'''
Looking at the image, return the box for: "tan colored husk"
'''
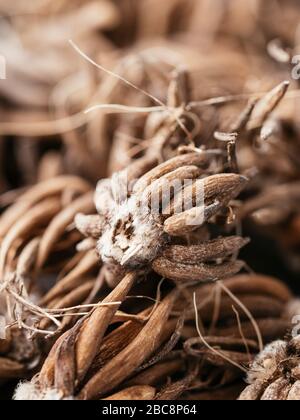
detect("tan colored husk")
[0,176,91,240]
[0,198,62,276]
[192,274,293,305]
[160,237,249,264]
[133,152,213,193]
[39,280,95,331]
[82,150,248,288]
[152,258,245,283]
[40,250,99,305]
[78,291,176,400]
[103,385,156,400]
[15,285,177,400]
[36,192,95,268]
[127,359,185,387]
[76,271,138,382]
[246,81,290,131]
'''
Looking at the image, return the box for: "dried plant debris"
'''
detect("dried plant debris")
[177,274,295,394]
[239,336,300,400]
[11,273,295,400]
[1,0,300,402]
[76,152,248,288]
[14,282,177,400]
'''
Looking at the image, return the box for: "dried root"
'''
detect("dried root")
[14,279,177,400]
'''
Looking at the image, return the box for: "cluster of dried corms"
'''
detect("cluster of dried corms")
[1,0,300,401]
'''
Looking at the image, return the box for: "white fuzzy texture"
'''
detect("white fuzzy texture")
[247,340,287,384]
[14,382,73,400]
[98,195,166,268]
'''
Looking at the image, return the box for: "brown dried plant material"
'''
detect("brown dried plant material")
[152,258,244,283]
[163,173,247,236]
[23,2,119,47]
[76,152,247,288]
[172,274,295,396]
[37,152,64,183]
[133,152,212,193]
[75,214,105,240]
[0,336,11,354]
[0,176,91,240]
[40,250,99,306]
[103,67,195,178]
[78,291,176,400]
[21,273,291,401]
[0,177,93,317]
[241,181,300,267]
[36,271,138,392]
[184,336,258,369]
[88,309,152,374]
[65,47,196,181]
[239,336,300,400]
[12,127,250,398]
[14,282,177,400]
[0,198,62,277]
[36,192,95,268]
[103,385,156,400]
[154,366,198,401]
[246,81,290,131]
[38,280,95,332]
[241,182,300,218]
[185,383,245,401]
[118,232,242,285]
[76,272,138,382]
[1,0,300,402]
[160,237,249,265]
[181,274,293,328]
[127,358,185,388]
[0,357,24,379]
[0,0,122,189]
[0,185,99,383]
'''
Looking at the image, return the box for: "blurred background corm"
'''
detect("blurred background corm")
[0,0,300,288]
